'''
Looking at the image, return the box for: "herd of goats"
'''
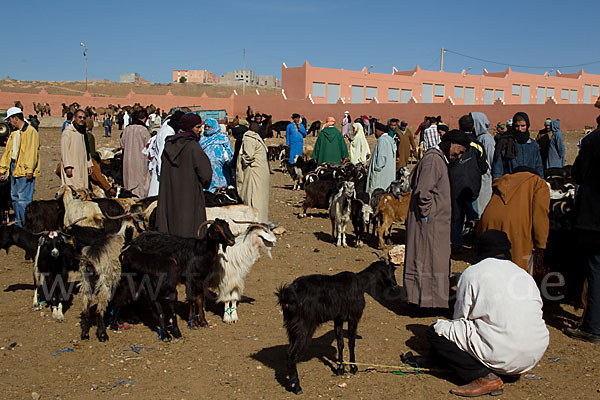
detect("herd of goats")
[12,100,162,120]
[0,109,588,394]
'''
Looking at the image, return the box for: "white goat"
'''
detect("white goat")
[329,181,355,247]
[209,224,276,323]
[206,204,260,236]
[57,185,104,228]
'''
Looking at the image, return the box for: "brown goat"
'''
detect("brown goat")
[375,192,411,249]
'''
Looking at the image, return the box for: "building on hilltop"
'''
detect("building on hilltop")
[281,61,600,105]
[172,69,218,84]
[219,69,279,87]
[120,73,141,83]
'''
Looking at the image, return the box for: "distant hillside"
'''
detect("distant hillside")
[0,79,281,98]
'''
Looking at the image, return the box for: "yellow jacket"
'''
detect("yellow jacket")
[0,123,41,177]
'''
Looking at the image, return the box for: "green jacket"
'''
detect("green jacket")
[311,126,349,164]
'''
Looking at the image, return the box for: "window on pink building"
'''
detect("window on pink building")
[561,89,569,100]
[401,89,412,103]
[366,86,377,100]
[512,84,520,96]
[434,84,444,97]
[312,82,325,98]
[352,85,364,104]
[388,88,399,102]
[547,88,554,98]
[454,86,463,99]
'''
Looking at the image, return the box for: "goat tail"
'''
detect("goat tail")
[275,284,297,313]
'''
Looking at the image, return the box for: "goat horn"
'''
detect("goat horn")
[65,216,88,228]
[232,219,267,227]
[105,211,142,220]
[560,201,567,214]
[196,219,215,236]
[6,220,22,226]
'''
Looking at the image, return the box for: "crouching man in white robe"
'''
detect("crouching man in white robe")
[428,229,549,397]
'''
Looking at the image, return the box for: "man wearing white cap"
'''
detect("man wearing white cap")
[0,107,40,226]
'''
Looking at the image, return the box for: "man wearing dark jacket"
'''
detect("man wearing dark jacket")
[449,116,488,250]
[156,113,213,238]
[566,122,600,343]
[492,112,543,179]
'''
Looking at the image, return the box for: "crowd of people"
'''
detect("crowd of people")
[1,103,599,397]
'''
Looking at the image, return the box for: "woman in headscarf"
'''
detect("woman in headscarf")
[349,121,370,164]
[145,111,184,196]
[341,112,351,139]
[199,118,234,192]
[492,112,543,179]
[156,113,213,238]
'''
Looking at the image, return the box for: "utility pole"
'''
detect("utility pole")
[80,42,88,91]
[440,48,446,72]
[242,48,246,95]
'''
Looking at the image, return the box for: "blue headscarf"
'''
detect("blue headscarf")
[203,118,221,136]
[199,118,234,191]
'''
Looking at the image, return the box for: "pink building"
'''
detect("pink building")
[172,69,218,84]
[282,61,600,106]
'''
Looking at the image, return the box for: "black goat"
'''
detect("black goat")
[0,179,11,224]
[270,120,290,138]
[350,192,372,247]
[204,187,241,207]
[268,144,288,161]
[24,199,65,233]
[276,260,399,394]
[281,156,318,190]
[113,219,235,341]
[0,222,40,260]
[33,231,78,320]
[100,154,123,187]
[307,120,321,136]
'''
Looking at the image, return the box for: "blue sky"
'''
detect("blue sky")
[3,0,599,82]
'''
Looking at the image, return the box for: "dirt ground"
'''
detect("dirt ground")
[0,79,281,98]
[0,126,598,400]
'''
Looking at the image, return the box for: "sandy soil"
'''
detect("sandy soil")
[0,127,598,399]
[0,80,280,98]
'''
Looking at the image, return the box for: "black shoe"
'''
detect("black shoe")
[565,327,600,344]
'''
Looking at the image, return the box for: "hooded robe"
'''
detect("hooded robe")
[365,134,396,195]
[349,122,370,164]
[312,126,349,165]
[156,135,213,238]
[479,172,550,271]
[472,112,495,215]
[546,119,565,169]
[236,130,270,223]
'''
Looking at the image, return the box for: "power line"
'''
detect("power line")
[445,49,600,70]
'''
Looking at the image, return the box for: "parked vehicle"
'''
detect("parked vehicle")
[169,106,227,124]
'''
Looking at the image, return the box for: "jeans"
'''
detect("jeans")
[581,253,600,335]
[427,325,492,383]
[9,161,35,226]
[104,127,111,137]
